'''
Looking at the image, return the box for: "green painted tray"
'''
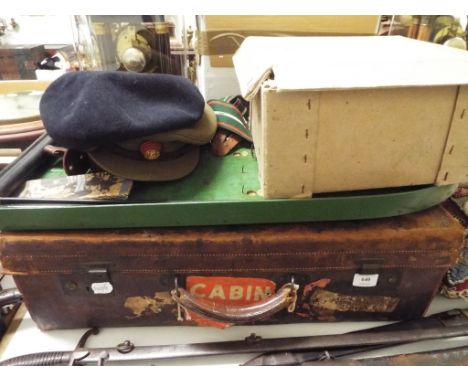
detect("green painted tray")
[0,147,457,231]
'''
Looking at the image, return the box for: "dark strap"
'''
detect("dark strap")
[208,98,252,142]
[208,96,252,156]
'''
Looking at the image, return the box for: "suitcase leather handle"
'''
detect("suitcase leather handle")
[171,282,298,324]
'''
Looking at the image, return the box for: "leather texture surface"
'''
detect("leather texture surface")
[0,206,464,330]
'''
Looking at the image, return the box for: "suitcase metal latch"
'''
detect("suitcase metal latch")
[61,267,113,295]
[87,268,113,295]
[353,259,384,288]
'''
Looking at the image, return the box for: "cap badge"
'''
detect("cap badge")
[140,141,162,160]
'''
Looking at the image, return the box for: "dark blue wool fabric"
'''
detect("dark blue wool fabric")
[40,71,205,151]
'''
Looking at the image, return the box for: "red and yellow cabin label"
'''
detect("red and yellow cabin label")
[185,276,277,328]
[186,276,276,305]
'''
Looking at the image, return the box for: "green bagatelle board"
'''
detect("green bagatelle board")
[0,147,458,231]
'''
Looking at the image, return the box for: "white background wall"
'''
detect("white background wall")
[0,15,74,46]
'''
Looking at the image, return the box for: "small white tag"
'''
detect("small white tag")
[91,282,113,294]
[352,273,379,287]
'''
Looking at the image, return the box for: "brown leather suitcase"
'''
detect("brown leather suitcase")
[0,205,464,330]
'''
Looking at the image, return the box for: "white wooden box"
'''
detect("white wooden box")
[233,36,468,198]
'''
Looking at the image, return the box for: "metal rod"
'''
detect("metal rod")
[2,310,468,366]
[242,343,405,366]
[77,324,468,365]
[242,308,468,365]
[304,345,468,366]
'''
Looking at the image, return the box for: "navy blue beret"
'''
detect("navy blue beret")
[40,71,206,151]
